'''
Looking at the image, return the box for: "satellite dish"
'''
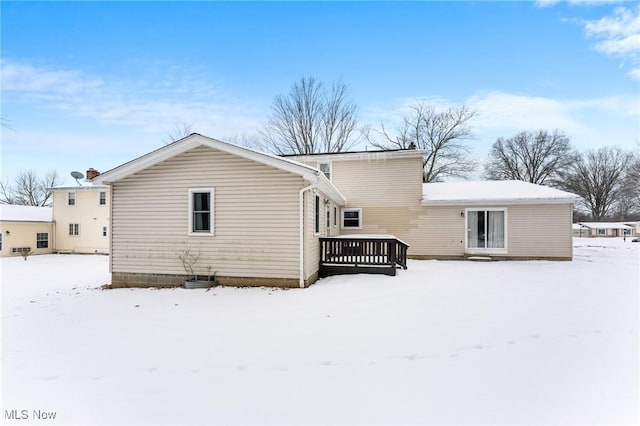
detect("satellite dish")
[71,171,84,186]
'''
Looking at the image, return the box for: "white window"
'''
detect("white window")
[597,229,606,236]
[314,195,320,235]
[102,226,108,237]
[189,189,214,235]
[99,191,107,205]
[36,232,49,249]
[12,247,31,254]
[466,209,507,251]
[333,207,337,227]
[69,223,80,236]
[0,233,3,251]
[318,162,331,180]
[342,208,362,229]
[67,191,76,206]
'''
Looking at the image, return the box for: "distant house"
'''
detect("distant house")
[49,175,110,254]
[93,133,579,289]
[578,222,635,237]
[0,205,53,257]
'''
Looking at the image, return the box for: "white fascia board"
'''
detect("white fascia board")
[48,185,110,191]
[288,149,429,162]
[315,173,347,206]
[421,197,577,206]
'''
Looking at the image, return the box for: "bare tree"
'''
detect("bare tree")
[261,76,359,155]
[223,133,262,151]
[484,130,577,185]
[364,102,477,182]
[0,170,62,206]
[163,122,193,145]
[560,146,635,220]
[614,153,640,219]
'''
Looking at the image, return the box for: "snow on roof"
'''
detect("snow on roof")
[422,180,579,206]
[572,223,588,230]
[0,204,53,222]
[579,222,634,230]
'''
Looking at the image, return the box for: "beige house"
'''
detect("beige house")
[0,205,54,257]
[290,153,577,261]
[49,184,110,254]
[94,134,578,288]
[578,222,635,238]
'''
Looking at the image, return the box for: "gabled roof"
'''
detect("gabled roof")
[422,180,579,206]
[92,133,346,205]
[0,204,53,223]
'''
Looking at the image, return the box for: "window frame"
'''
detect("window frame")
[597,229,606,236]
[69,223,80,237]
[102,226,108,237]
[314,195,320,235]
[188,188,215,236]
[318,161,332,181]
[0,233,3,251]
[36,232,49,249]
[67,191,76,206]
[341,208,363,230]
[465,207,508,254]
[98,191,107,206]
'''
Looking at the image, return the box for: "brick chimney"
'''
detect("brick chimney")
[86,168,100,181]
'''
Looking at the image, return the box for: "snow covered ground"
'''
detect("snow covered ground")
[2,238,638,425]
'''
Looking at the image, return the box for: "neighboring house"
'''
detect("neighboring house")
[623,221,640,236]
[94,133,579,289]
[49,181,110,254]
[578,222,635,237]
[0,205,53,257]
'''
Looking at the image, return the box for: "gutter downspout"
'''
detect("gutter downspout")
[299,183,316,288]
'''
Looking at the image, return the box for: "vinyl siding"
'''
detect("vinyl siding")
[111,145,305,280]
[302,157,423,207]
[507,204,573,258]
[303,190,333,281]
[52,188,110,254]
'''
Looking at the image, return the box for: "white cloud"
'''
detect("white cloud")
[628,67,640,79]
[536,0,631,7]
[361,91,639,155]
[0,59,264,135]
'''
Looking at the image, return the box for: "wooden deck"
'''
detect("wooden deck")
[319,235,409,277]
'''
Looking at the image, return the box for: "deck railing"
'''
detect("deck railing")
[319,236,409,277]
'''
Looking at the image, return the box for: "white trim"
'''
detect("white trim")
[287,149,428,163]
[299,184,315,288]
[318,161,332,181]
[313,194,321,236]
[98,190,107,206]
[464,207,508,255]
[67,191,76,206]
[341,208,363,230]
[423,198,574,206]
[188,188,215,236]
[68,223,80,237]
[35,232,49,249]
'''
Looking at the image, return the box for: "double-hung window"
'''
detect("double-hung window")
[466,209,507,251]
[189,189,214,235]
[342,208,362,229]
[99,191,107,205]
[67,191,76,206]
[318,162,331,180]
[36,232,49,249]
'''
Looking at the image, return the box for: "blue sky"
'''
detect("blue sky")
[2,1,638,184]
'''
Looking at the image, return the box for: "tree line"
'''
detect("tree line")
[3,77,638,221]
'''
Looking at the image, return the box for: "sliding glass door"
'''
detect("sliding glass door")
[467,209,506,251]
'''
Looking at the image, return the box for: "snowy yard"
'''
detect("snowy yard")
[2,238,638,425]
